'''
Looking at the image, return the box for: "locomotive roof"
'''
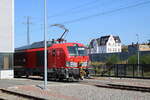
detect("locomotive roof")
[15,41,53,51]
[15,41,84,52]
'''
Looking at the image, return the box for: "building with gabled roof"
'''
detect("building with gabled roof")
[89,35,122,54]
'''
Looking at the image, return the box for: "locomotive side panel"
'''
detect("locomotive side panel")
[48,48,56,68]
[36,51,44,68]
[14,52,26,67]
[48,48,66,68]
[14,52,27,77]
[26,51,36,68]
[55,48,66,68]
[57,48,66,68]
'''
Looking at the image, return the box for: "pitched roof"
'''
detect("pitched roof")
[98,35,110,45]
[113,36,121,43]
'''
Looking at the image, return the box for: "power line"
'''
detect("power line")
[49,0,121,18]
[57,0,150,24]
[49,0,99,18]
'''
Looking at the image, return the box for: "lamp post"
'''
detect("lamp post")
[136,34,140,77]
[44,0,47,89]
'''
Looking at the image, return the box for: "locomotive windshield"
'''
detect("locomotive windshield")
[67,46,87,56]
[78,47,87,56]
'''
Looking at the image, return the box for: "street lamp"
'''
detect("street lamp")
[44,0,48,89]
[136,34,140,77]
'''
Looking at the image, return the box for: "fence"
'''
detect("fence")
[89,64,150,79]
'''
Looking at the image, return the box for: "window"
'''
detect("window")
[67,46,87,56]
[113,48,115,52]
[0,56,3,70]
[109,48,111,52]
[110,38,113,41]
[3,56,9,70]
[108,48,110,52]
[0,54,13,70]
[78,47,87,56]
[67,46,78,56]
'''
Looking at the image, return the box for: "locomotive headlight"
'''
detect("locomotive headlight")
[66,62,70,67]
[66,62,77,67]
[70,62,78,67]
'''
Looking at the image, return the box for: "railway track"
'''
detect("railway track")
[79,80,150,93]
[0,89,45,100]
[95,84,150,92]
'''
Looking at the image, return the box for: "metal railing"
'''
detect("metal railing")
[89,64,150,79]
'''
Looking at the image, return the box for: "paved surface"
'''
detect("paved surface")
[0,91,28,100]
[5,83,150,100]
[91,77,150,87]
[0,77,60,88]
[0,77,150,100]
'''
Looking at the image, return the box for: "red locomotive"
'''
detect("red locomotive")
[14,40,89,81]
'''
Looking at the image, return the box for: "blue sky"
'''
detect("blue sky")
[15,0,150,47]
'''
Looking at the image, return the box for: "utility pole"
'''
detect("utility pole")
[23,16,32,45]
[44,0,48,89]
[136,34,140,77]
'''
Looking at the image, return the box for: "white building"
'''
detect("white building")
[89,35,122,54]
[0,0,14,79]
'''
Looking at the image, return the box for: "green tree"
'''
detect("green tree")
[106,55,120,65]
[141,55,150,64]
[128,54,150,64]
[128,55,137,64]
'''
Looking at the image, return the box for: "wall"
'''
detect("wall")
[0,0,14,79]
[0,70,14,79]
[0,0,14,52]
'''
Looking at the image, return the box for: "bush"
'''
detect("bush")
[128,55,137,64]
[105,55,120,65]
[128,54,150,64]
[141,55,150,64]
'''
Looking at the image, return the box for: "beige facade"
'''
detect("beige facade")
[139,45,150,51]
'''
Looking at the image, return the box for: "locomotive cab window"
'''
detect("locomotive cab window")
[67,46,87,56]
[67,46,78,56]
[78,47,87,56]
